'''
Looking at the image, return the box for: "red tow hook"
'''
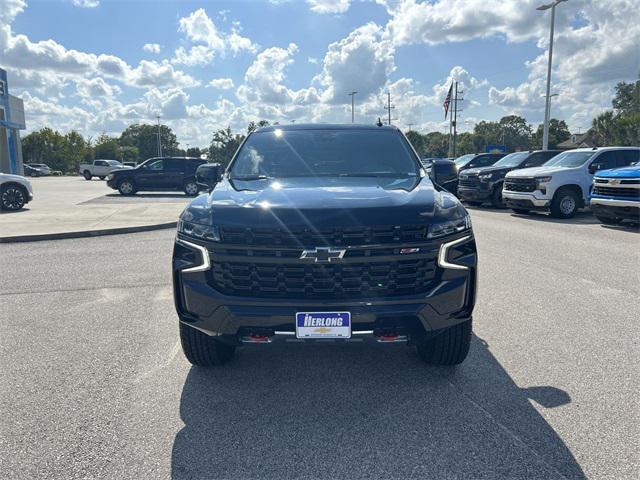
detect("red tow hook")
[375,333,408,343]
[241,333,272,343]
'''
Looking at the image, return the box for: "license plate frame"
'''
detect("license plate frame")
[295,312,351,339]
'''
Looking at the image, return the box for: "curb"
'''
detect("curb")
[0,221,177,243]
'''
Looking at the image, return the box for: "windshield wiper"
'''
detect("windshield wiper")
[229,174,271,180]
[336,173,414,178]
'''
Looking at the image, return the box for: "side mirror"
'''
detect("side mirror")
[196,163,222,191]
[588,164,599,174]
[429,161,458,189]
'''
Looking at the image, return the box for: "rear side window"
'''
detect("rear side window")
[524,152,553,168]
[620,150,640,166]
[165,159,185,172]
[590,152,618,171]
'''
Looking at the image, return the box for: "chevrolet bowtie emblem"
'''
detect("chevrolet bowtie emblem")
[314,327,332,334]
[609,179,621,185]
[300,247,346,263]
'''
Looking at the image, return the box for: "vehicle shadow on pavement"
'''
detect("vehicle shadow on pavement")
[171,335,585,479]
[0,207,30,214]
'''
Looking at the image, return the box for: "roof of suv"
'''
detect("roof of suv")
[255,123,399,133]
[567,147,640,153]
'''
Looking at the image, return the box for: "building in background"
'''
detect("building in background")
[0,68,26,175]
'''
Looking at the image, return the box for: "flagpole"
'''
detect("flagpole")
[452,81,458,158]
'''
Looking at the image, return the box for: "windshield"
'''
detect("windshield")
[107,160,123,166]
[229,129,420,179]
[544,151,595,168]
[493,152,530,167]
[454,154,475,167]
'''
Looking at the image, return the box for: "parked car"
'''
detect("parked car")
[503,147,640,218]
[172,124,477,367]
[23,165,44,177]
[78,159,132,180]
[26,163,52,175]
[123,162,137,168]
[0,173,33,211]
[107,157,207,195]
[458,150,561,208]
[451,153,505,196]
[590,164,640,225]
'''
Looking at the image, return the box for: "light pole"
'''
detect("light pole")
[156,114,163,157]
[537,0,567,150]
[348,91,357,123]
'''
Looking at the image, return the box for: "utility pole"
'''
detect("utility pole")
[451,82,464,158]
[537,0,567,150]
[384,92,395,125]
[407,123,414,131]
[156,114,163,157]
[348,91,357,123]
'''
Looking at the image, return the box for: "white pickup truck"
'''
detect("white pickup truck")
[79,159,132,180]
[503,147,640,218]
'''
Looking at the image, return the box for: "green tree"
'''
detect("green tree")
[591,111,617,146]
[186,147,203,158]
[21,128,67,171]
[499,115,532,152]
[424,132,450,157]
[405,130,425,155]
[247,120,270,133]
[532,119,571,149]
[94,134,120,160]
[119,123,180,161]
[612,78,640,116]
[119,146,139,163]
[209,127,245,166]
[61,131,90,172]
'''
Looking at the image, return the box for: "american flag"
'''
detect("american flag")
[443,82,453,119]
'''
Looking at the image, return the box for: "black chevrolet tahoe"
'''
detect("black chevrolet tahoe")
[172,125,477,367]
[458,150,561,207]
[106,156,206,195]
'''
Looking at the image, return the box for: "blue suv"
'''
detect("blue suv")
[590,164,640,225]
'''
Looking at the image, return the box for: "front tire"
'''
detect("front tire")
[490,185,505,208]
[551,188,580,218]
[416,319,472,365]
[1,185,27,211]
[184,180,199,196]
[117,179,136,196]
[595,215,622,225]
[179,322,236,367]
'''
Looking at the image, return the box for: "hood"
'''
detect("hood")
[595,165,640,179]
[506,166,576,178]
[0,173,30,184]
[181,176,467,228]
[461,165,512,177]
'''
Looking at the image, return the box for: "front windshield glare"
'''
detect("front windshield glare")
[107,160,122,166]
[494,152,530,167]
[544,151,595,168]
[454,154,475,166]
[230,129,419,178]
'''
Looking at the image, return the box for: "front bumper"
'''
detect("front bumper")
[503,191,551,210]
[591,197,639,221]
[106,179,118,190]
[172,234,477,345]
[458,186,492,202]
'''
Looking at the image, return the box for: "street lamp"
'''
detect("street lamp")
[537,0,567,150]
[348,91,357,123]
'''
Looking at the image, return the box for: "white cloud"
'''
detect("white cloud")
[75,77,121,99]
[143,43,161,54]
[71,0,100,8]
[178,8,225,51]
[385,0,556,46]
[208,78,235,90]
[172,9,257,65]
[308,57,319,64]
[316,23,395,104]
[307,0,351,14]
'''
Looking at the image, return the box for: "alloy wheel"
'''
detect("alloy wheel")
[2,187,25,210]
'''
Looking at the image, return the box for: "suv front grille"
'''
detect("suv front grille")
[504,178,536,192]
[210,257,437,299]
[592,186,640,198]
[459,176,479,188]
[219,225,428,247]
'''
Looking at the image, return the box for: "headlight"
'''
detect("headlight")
[535,176,552,188]
[428,214,472,239]
[177,219,220,242]
[478,173,493,181]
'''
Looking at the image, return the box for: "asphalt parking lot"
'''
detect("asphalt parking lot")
[1,208,638,479]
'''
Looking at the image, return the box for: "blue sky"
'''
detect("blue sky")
[1,0,638,147]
